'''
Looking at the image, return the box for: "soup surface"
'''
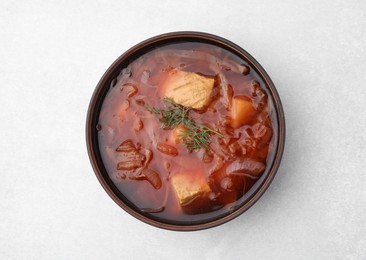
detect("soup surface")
[97,42,278,224]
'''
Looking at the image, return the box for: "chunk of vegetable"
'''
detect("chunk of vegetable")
[168,124,187,144]
[229,96,256,128]
[130,168,162,189]
[216,74,233,109]
[121,83,138,98]
[116,139,135,152]
[117,159,144,170]
[225,158,265,178]
[115,140,145,169]
[252,123,273,148]
[156,142,178,156]
[161,69,215,110]
[208,168,245,205]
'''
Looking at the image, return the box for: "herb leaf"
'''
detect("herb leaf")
[145,98,224,153]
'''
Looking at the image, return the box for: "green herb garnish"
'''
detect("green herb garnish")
[145,97,223,153]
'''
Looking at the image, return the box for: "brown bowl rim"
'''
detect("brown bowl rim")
[86,31,285,231]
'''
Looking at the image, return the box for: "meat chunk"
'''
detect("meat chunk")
[161,69,215,110]
[171,172,211,206]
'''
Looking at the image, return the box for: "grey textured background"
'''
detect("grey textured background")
[1,1,365,259]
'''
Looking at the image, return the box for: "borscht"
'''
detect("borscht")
[96,41,278,224]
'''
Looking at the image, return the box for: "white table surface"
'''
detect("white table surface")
[1,1,365,259]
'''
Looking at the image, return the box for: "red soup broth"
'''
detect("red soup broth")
[97,42,278,224]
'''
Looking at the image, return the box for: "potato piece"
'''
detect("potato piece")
[229,96,256,128]
[171,172,211,206]
[162,69,215,110]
